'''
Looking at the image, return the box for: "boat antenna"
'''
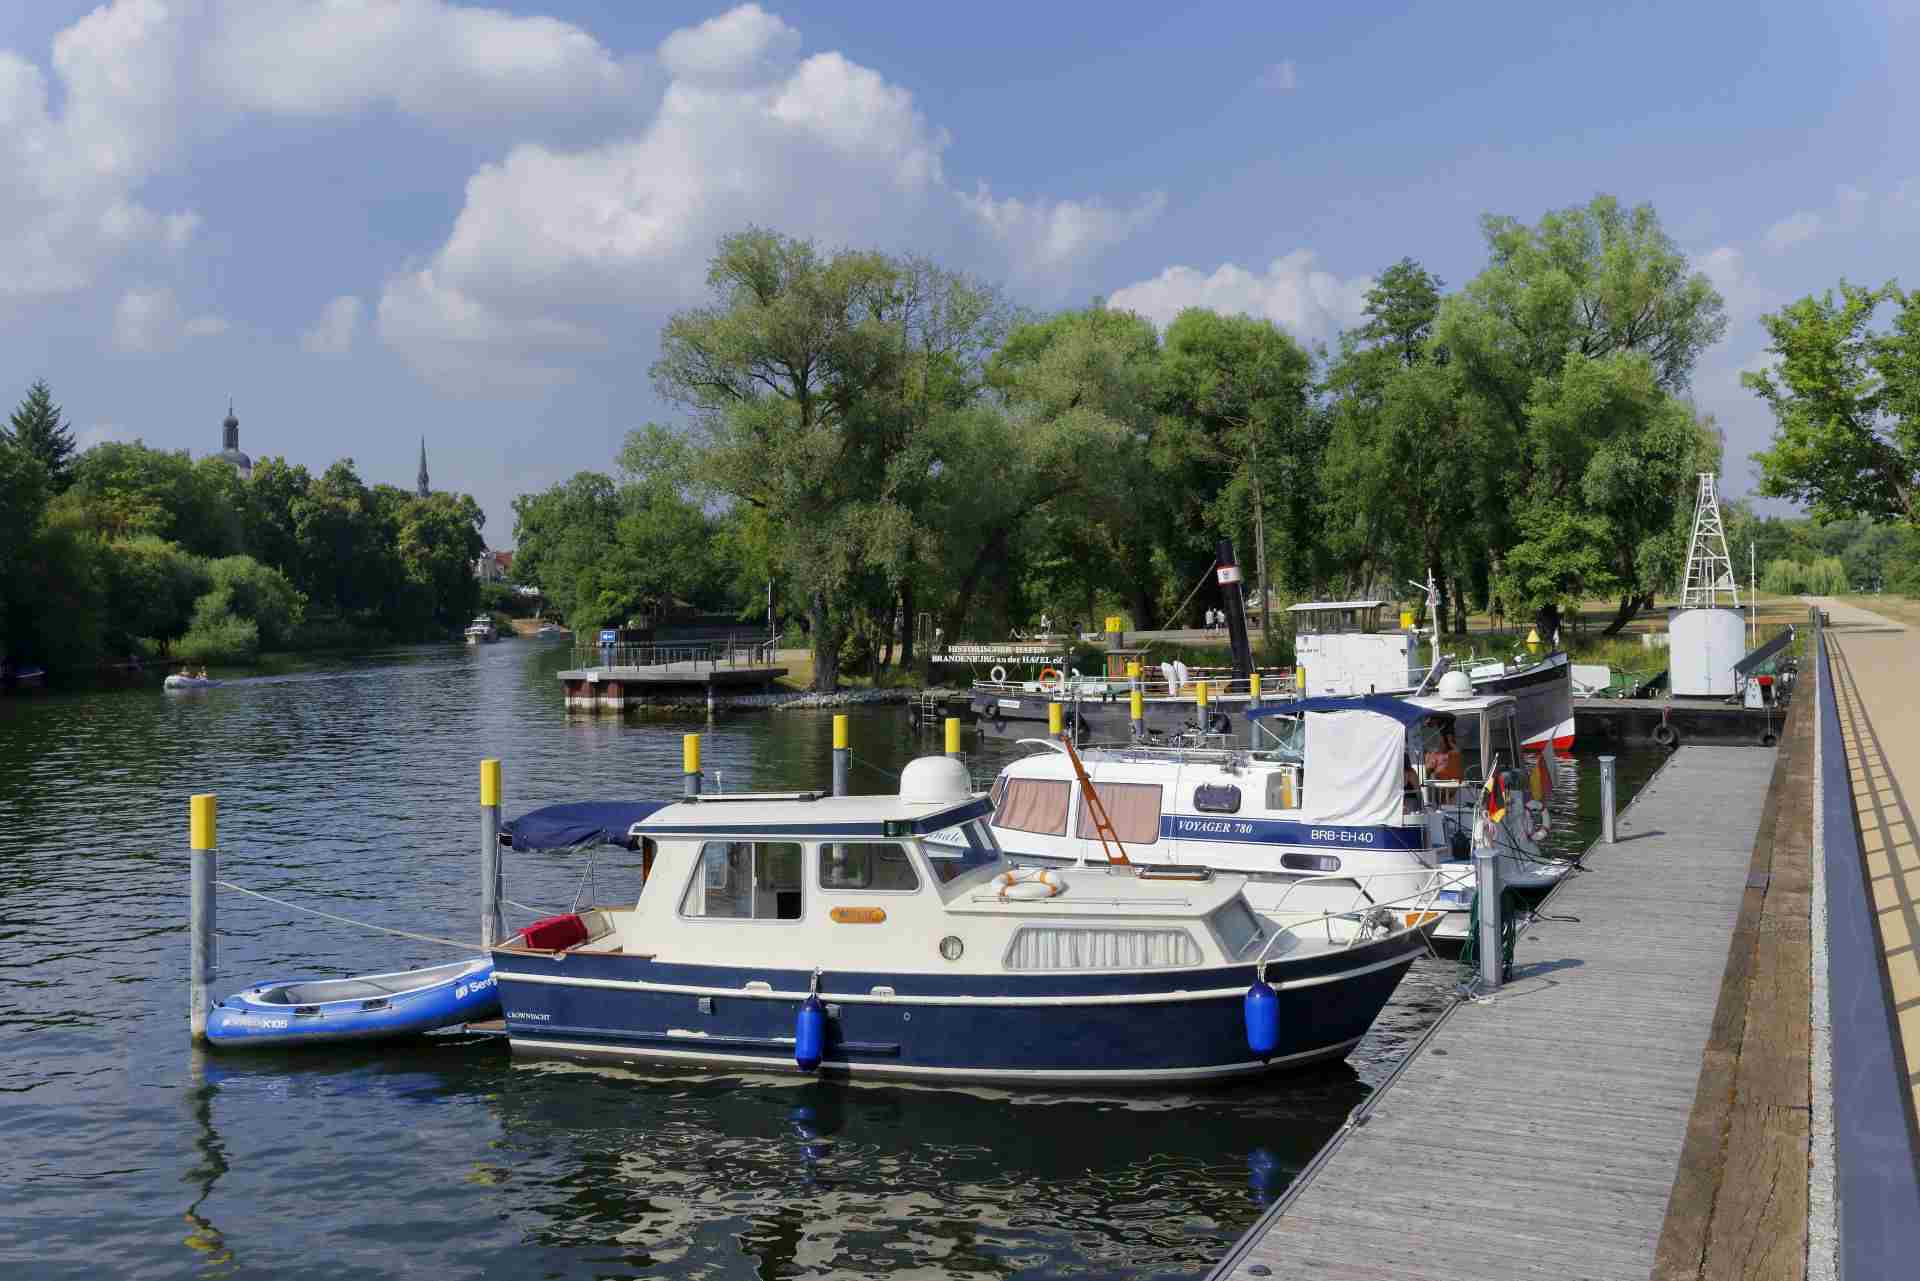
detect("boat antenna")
[1408,570,1440,675]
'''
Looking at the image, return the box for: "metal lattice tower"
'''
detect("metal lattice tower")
[1680,472,1740,607]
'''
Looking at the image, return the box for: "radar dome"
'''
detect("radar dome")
[899,755,973,805]
[1437,670,1474,699]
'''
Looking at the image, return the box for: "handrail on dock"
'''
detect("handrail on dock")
[573,632,778,671]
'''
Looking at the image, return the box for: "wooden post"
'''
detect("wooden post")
[480,759,503,948]
[832,714,850,797]
[683,733,702,798]
[189,794,216,1044]
[944,717,961,758]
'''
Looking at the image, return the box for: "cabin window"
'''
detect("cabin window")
[994,778,1071,836]
[1210,898,1267,958]
[819,842,920,892]
[680,841,805,920]
[1073,781,1163,845]
[1193,783,1241,814]
[1004,926,1201,971]
[1281,852,1340,873]
[924,821,1002,883]
[1264,766,1302,812]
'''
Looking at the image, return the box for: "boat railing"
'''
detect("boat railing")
[1252,870,1453,959]
[972,670,1300,699]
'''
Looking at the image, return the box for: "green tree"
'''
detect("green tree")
[395,493,486,632]
[511,471,621,630]
[240,457,313,582]
[1437,195,1728,637]
[205,555,305,649]
[0,439,51,652]
[5,380,77,492]
[1748,282,1919,525]
[1155,308,1318,650]
[292,461,393,615]
[652,229,929,690]
[99,536,211,650]
[65,441,240,556]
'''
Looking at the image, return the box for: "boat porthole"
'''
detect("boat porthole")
[903,1011,912,1021]
[939,935,964,961]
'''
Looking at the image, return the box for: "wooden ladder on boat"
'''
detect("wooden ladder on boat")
[1058,732,1131,865]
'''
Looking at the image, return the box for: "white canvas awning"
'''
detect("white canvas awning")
[1299,710,1406,826]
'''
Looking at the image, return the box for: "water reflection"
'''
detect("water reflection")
[0,641,1668,1279]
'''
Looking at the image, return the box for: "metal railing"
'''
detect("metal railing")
[572,633,779,672]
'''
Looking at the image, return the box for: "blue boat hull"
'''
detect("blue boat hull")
[493,932,1424,1086]
[206,958,500,1048]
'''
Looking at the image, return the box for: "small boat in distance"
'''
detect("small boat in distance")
[206,957,499,1048]
[164,672,223,691]
[490,756,1441,1086]
[464,615,498,644]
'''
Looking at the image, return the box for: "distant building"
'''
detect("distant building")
[474,549,513,582]
[212,402,252,480]
[416,437,430,498]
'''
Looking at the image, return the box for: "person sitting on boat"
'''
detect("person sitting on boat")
[1423,716,1463,782]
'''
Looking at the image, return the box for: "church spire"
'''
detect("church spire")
[416,437,430,498]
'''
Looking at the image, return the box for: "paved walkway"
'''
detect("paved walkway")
[1807,597,1920,1124]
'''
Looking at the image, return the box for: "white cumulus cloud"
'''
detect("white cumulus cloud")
[0,0,633,305]
[300,295,363,355]
[377,4,1161,390]
[1107,250,1372,343]
[112,287,227,353]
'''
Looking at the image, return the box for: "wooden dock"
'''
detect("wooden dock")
[1213,744,1780,1281]
[559,660,786,710]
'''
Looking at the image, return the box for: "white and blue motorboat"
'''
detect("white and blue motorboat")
[164,673,223,691]
[205,957,499,1047]
[956,688,1570,943]
[490,757,1440,1086]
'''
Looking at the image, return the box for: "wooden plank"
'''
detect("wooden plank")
[1218,745,1782,1281]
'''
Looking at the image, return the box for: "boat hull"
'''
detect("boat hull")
[206,958,499,1048]
[492,932,1426,1086]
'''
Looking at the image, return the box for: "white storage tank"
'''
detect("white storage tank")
[1669,607,1745,696]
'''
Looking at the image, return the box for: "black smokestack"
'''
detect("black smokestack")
[1216,538,1254,679]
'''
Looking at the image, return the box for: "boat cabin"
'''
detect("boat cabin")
[1288,601,1428,696]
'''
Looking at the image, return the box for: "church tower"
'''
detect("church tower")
[214,401,252,481]
[416,437,430,498]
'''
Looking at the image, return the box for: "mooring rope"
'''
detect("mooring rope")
[214,878,483,952]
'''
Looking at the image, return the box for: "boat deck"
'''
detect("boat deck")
[1213,744,1779,1281]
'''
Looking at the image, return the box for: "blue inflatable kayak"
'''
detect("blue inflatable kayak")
[206,957,499,1048]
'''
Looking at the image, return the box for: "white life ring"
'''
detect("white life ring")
[993,867,1065,900]
[989,665,1007,683]
[1038,667,1065,692]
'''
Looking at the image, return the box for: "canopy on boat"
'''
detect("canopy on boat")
[502,801,673,850]
[1249,695,1427,826]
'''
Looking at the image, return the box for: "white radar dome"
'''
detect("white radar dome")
[1437,670,1474,700]
[899,755,973,805]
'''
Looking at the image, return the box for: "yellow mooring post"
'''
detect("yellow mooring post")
[189,793,217,1044]
[480,759,503,949]
[832,714,850,797]
[1195,680,1210,712]
[1130,687,1144,739]
[945,717,962,758]
[1048,702,1064,737]
[684,733,702,798]
[1295,665,1307,693]
[1248,672,1263,746]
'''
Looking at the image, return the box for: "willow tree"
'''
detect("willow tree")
[1436,195,1727,638]
[652,230,1007,690]
[1154,308,1317,649]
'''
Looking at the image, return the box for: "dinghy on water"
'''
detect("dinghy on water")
[205,957,498,1047]
[164,674,223,690]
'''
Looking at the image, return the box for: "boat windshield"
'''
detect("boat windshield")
[922,818,1002,883]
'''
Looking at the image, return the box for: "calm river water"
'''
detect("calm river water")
[0,642,1664,1280]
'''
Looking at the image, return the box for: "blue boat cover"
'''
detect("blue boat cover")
[1246,694,1434,726]
[503,801,673,850]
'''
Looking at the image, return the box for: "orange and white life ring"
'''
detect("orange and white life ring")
[1038,667,1065,692]
[993,867,1065,900]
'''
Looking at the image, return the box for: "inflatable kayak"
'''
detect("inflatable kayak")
[206,957,499,1048]
[164,674,223,690]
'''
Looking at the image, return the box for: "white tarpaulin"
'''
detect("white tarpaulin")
[1299,710,1405,825]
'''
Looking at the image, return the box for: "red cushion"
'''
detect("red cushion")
[521,913,588,951]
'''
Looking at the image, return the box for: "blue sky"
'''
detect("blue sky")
[3,1,1913,543]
